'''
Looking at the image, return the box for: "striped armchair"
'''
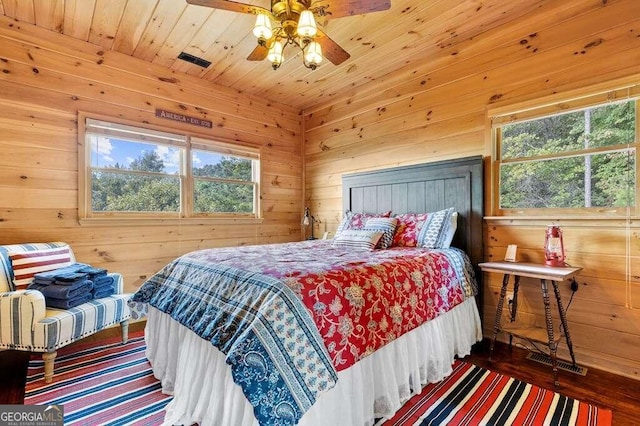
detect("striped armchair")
[0,242,131,383]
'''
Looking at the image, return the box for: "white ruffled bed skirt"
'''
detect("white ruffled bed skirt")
[145,297,483,426]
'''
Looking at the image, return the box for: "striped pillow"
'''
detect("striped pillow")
[332,229,384,251]
[9,246,73,291]
[417,207,456,249]
[363,217,398,249]
[334,210,393,239]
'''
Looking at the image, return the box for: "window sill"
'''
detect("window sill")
[79,216,264,227]
[484,215,636,220]
[484,215,639,227]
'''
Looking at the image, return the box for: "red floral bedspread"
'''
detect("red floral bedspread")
[185,239,475,371]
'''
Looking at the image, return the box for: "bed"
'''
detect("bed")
[129,155,485,426]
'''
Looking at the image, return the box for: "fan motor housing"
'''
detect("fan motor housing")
[271,0,311,20]
[281,19,298,37]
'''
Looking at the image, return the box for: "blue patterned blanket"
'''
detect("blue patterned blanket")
[129,256,338,425]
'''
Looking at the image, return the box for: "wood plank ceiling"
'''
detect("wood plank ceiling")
[0,0,549,111]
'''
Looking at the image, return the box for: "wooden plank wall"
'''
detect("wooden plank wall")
[0,16,303,292]
[303,0,640,380]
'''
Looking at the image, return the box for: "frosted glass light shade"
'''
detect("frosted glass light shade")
[267,40,284,68]
[297,10,317,38]
[253,13,272,41]
[304,41,323,68]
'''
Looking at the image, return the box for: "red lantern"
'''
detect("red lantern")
[544,225,565,267]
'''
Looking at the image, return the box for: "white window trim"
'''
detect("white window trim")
[78,112,263,225]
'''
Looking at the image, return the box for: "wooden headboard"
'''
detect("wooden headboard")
[342,155,484,296]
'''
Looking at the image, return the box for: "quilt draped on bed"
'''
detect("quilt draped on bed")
[129,240,477,426]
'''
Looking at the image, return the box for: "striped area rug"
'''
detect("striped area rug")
[384,361,612,426]
[25,334,611,426]
[24,331,171,426]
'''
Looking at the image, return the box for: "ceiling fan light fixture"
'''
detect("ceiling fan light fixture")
[188,0,392,70]
[297,10,317,39]
[252,13,273,44]
[304,41,323,70]
[267,40,285,70]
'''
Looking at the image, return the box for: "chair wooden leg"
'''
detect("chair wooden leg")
[42,351,57,384]
[121,320,129,344]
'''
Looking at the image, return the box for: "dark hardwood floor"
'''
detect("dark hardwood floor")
[1,329,638,425]
[0,346,30,404]
[466,340,640,426]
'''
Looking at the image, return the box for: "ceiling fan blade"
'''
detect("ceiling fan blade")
[186,0,268,15]
[314,0,391,19]
[247,44,269,61]
[315,30,350,65]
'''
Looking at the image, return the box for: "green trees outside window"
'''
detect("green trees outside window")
[192,153,255,214]
[92,151,181,213]
[85,118,259,217]
[497,99,637,210]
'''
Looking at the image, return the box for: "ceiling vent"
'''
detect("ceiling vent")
[177,52,211,68]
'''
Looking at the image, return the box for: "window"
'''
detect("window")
[191,138,258,215]
[492,92,639,215]
[80,117,260,220]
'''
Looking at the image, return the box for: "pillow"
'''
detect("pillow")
[334,210,392,239]
[392,213,429,247]
[417,207,456,249]
[441,211,458,248]
[332,229,384,251]
[334,211,354,238]
[9,246,73,291]
[363,217,398,249]
[392,208,456,248]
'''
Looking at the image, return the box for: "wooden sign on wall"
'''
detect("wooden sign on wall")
[155,108,212,128]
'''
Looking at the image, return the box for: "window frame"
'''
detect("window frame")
[489,85,640,217]
[78,113,262,224]
[189,138,261,217]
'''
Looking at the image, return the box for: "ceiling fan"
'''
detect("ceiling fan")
[185,0,391,70]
